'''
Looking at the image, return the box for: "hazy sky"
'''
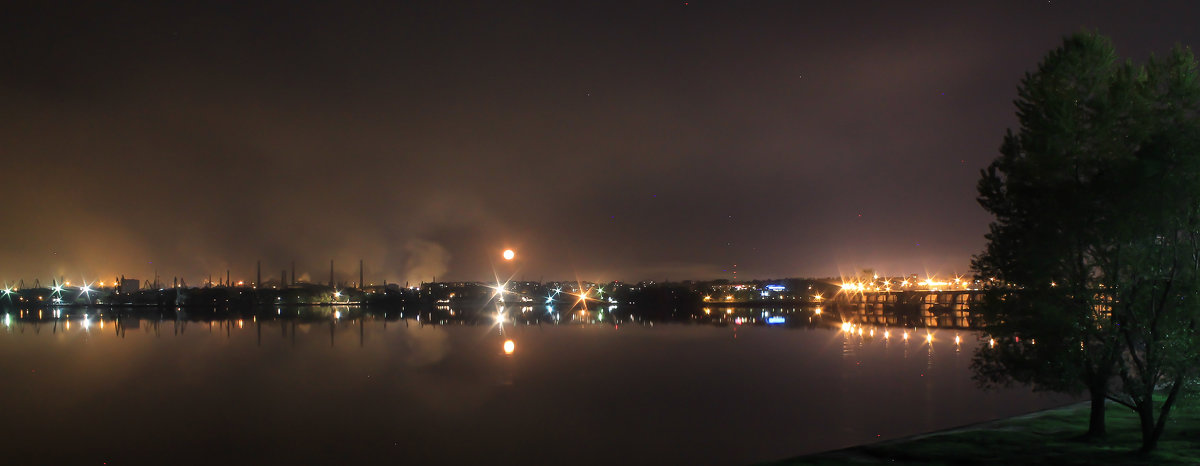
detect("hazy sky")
[3,1,1200,284]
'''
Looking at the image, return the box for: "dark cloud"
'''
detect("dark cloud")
[3,1,1200,284]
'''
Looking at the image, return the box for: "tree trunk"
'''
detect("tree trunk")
[1138,401,1157,454]
[1142,375,1185,454]
[1086,386,1107,439]
[1140,424,1160,453]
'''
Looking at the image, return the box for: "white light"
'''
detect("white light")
[502,249,515,261]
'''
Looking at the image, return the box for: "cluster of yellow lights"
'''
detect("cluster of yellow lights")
[839,275,976,293]
[838,322,962,345]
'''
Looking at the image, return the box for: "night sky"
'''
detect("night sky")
[3,1,1199,285]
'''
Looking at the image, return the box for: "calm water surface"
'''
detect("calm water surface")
[0,312,1070,465]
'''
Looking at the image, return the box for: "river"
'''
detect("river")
[0,309,1071,465]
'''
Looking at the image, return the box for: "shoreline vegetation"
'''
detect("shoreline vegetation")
[770,398,1200,465]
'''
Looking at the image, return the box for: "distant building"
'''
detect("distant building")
[120,278,140,294]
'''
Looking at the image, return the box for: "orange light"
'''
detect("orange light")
[503,339,515,355]
[502,249,515,261]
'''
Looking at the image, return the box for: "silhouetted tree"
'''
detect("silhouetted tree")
[1098,47,1200,453]
[973,32,1200,452]
[972,31,1129,439]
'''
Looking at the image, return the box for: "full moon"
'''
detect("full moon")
[502,249,515,261]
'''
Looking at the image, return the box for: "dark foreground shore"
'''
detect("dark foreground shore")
[767,399,1200,465]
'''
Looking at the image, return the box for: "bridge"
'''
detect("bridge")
[830,287,986,329]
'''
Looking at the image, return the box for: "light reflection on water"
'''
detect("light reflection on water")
[0,311,1071,465]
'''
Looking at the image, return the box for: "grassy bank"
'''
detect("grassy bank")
[770,399,1200,465]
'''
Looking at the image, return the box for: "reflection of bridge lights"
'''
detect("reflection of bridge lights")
[884,330,890,339]
[903,331,910,341]
[926,333,933,343]
[841,322,852,332]
[955,335,961,345]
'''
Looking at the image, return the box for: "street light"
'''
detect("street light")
[502,249,515,261]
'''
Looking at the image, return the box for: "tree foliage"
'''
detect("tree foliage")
[972,32,1200,452]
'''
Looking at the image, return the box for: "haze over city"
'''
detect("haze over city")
[4,1,1199,283]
